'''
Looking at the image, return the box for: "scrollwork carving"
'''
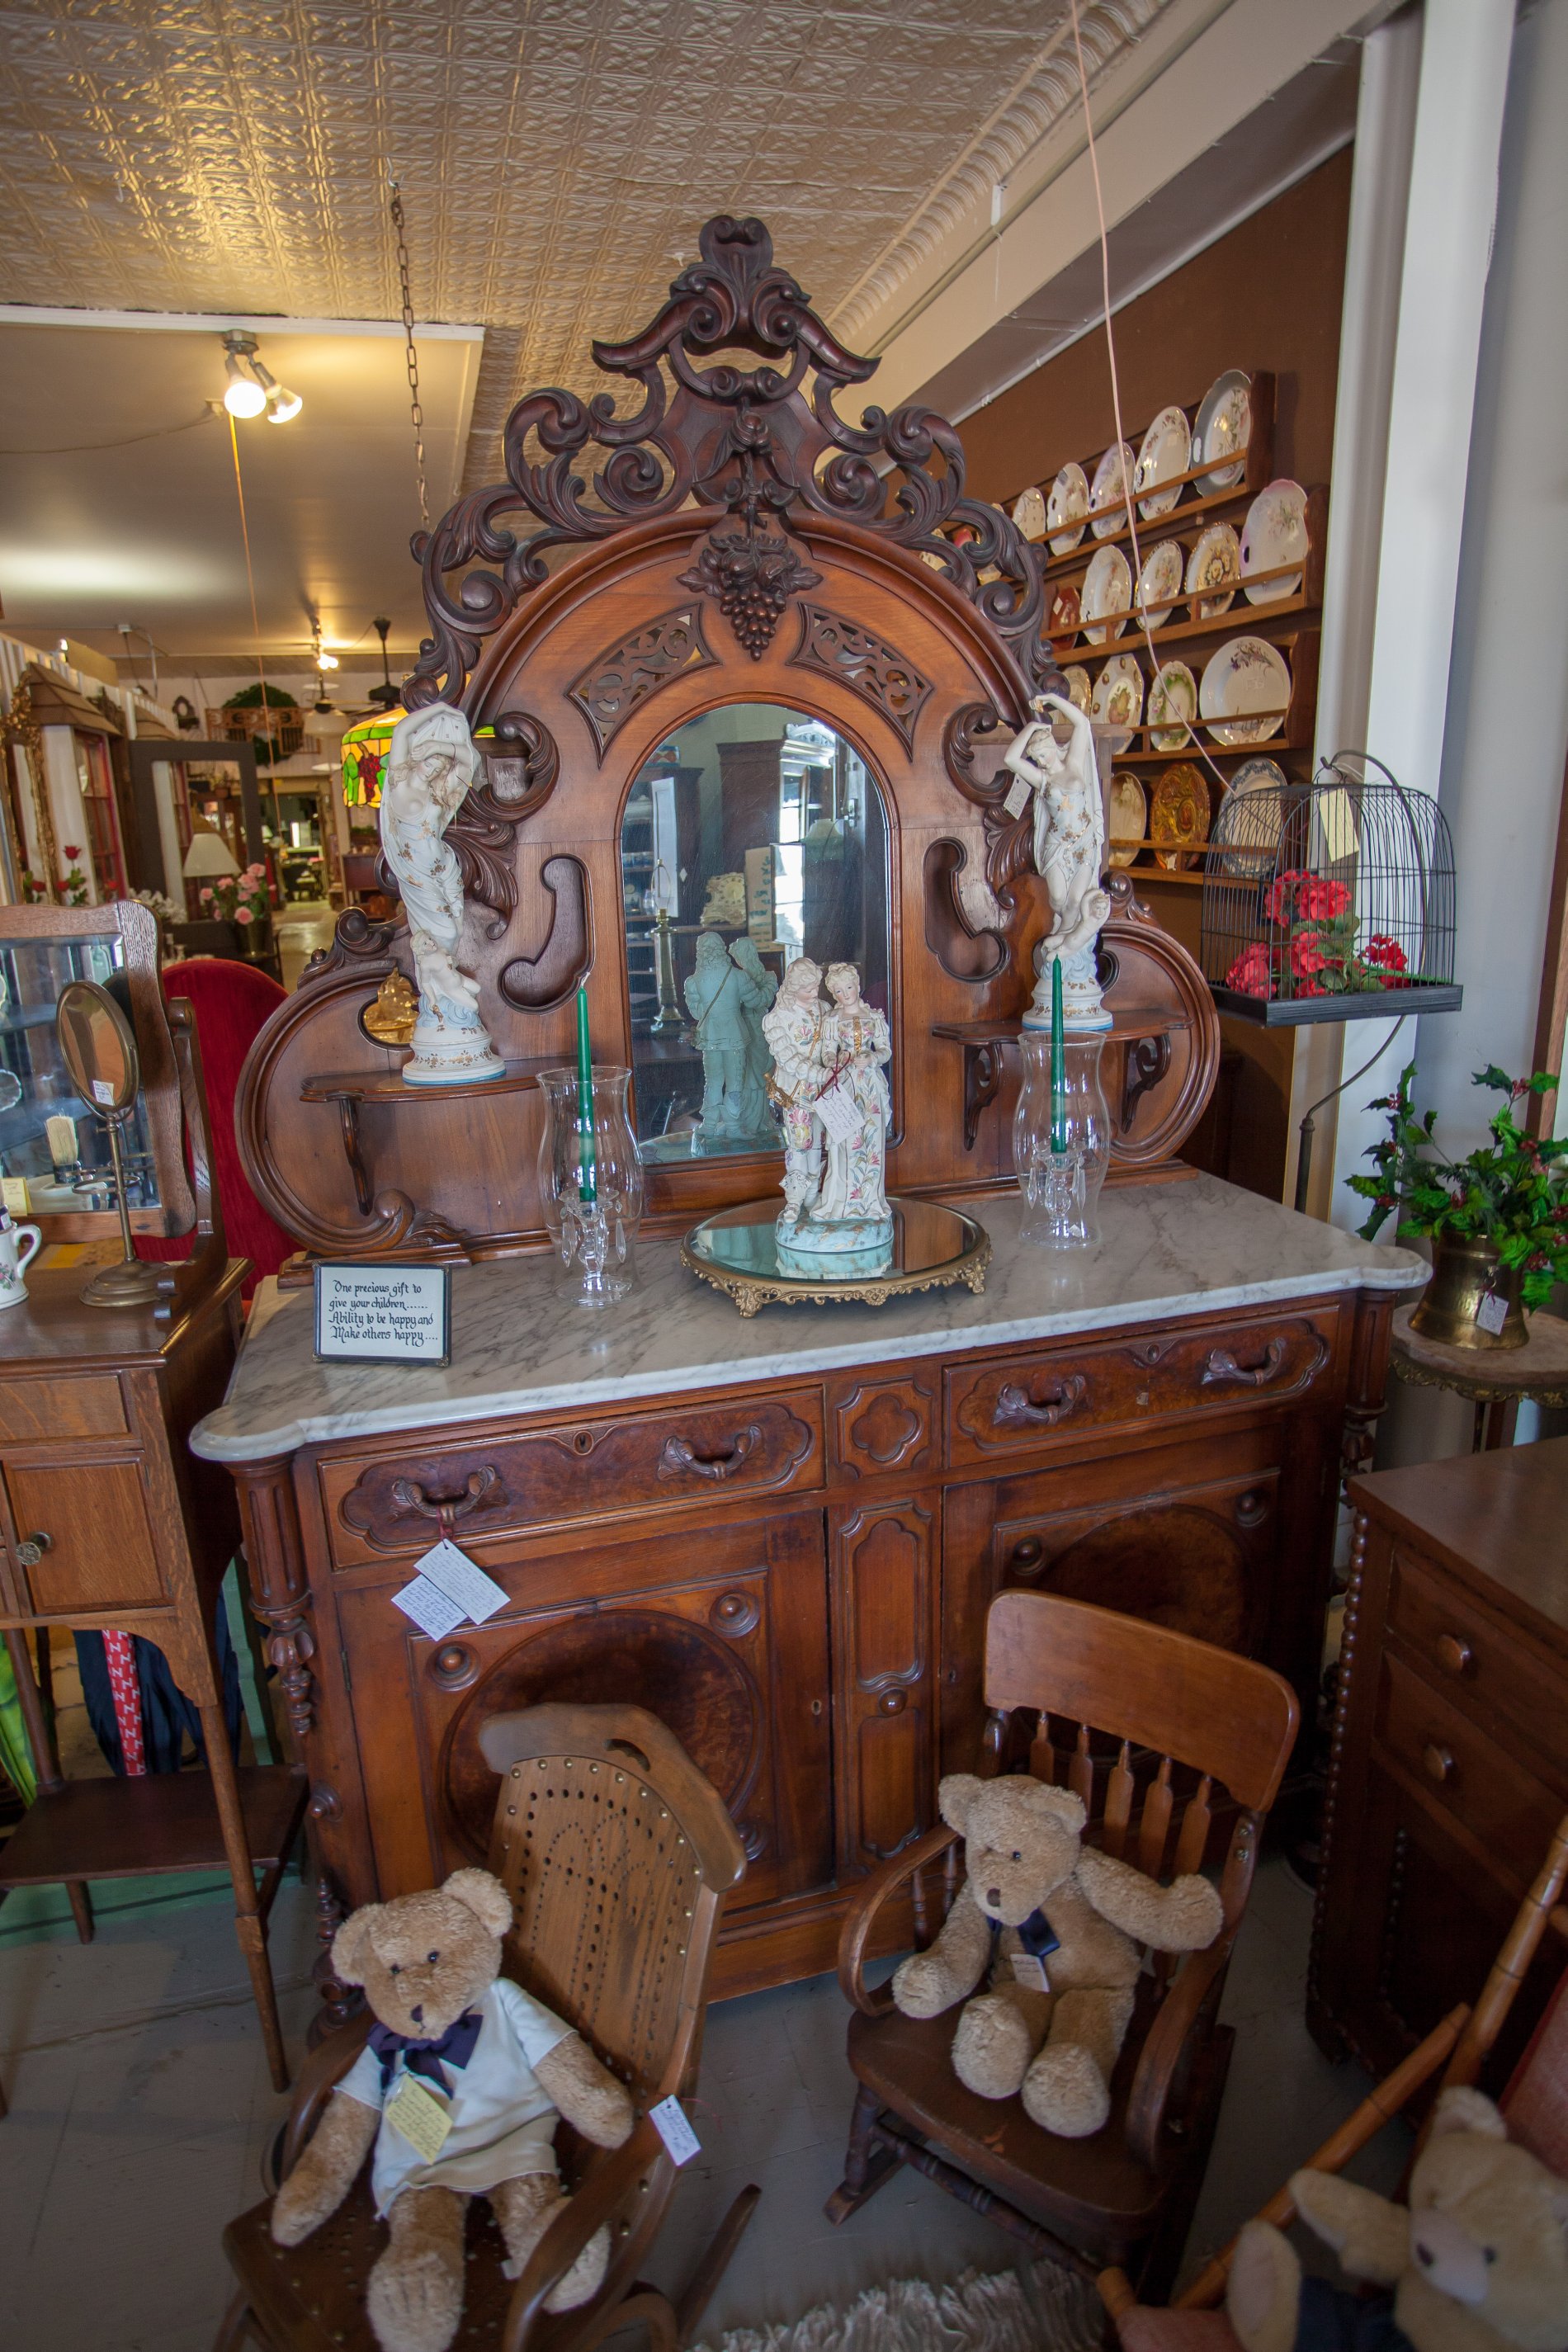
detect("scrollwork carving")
[789,606,932,746]
[568,606,716,757]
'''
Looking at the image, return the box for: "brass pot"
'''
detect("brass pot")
[1409,1235,1528,1351]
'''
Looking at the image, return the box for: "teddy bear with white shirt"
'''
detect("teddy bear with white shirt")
[271,1868,634,2352]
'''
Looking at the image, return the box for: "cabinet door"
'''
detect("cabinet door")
[336,1508,833,1916]
[833,1497,937,1877]
[2,1457,167,1616]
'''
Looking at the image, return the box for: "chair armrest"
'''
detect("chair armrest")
[279,2010,375,2176]
[836,1823,961,2019]
[502,2119,671,2352]
[1126,1934,1235,2170]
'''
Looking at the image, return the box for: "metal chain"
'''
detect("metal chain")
[389,179,429,529]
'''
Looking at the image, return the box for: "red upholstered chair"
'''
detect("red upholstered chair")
[136,958,295,1301]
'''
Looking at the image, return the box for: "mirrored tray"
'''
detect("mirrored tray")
[681,1196,990,1316]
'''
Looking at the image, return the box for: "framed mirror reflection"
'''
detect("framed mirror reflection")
[621,703,891,1164]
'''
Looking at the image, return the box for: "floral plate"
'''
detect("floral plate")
[1135,539,1183,629]
[1150,763,1211,871]
[1047,462,1090,555]
[1135,405,1192,520]
[1012,484,1047,541]
[1148,660,1198,751]
[1200,637,1292,747]
[1080,543,1131,645]
[1061,665,1092,715]
[1186,523,1240,619]
[1240,479,1308,604]
[1192,369,1251,494]
[1108,772,1146,868]
[1089,441,1134,539]
[1220,757,1288,876]
[1091,654,1144,730]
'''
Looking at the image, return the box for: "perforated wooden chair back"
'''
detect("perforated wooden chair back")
[479,1703,745,2105]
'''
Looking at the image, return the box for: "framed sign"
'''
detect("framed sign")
[314,1262,452,1366]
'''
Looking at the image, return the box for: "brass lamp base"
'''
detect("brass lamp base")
[82,1255,167,1309]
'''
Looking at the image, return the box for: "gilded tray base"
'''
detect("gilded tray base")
[680,1196,991,1317]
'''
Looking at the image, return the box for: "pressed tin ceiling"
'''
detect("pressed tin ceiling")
[0,0,1174,494]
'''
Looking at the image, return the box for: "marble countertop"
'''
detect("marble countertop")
[190,1178,1424,1462]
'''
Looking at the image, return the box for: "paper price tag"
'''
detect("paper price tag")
[391,1574,470,1642]
[813,1079,862,1145]
[1003,775,1032,819]
[416,1537,508,1626]
[1315,787,1359,863]
[649,2094,701,2166]
[1475,1289,1509,1336]
[91,1078,116,1106]
[386,2073,453,2162]
[1009,1952,1051,1993]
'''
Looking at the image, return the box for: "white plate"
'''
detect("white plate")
[1135,540,1183,630]
[1200,637,1292,748]
[1135,405,1192,520]
[1192,369,1251,494]
[1108,773,1145,868]
[1012,484,1047,542]
[1240,479,1308,603]
[1047,463,1089,555]
[1221,757,1288,876]
[1080,544,1131,644]
[1089,441,1134,538]
[1091,654,1144,730]
[1186,522,1240,620]
[1148,660,1197,751]
[1062,665,1092,715]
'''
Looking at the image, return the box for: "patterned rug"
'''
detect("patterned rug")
[692,2262,1106,2352]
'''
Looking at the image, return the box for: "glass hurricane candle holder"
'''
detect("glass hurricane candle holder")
[537,1066,644,1305]
[1013,1032,1112,1248]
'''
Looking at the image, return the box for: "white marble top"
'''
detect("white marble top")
[190,1178,1424,1463]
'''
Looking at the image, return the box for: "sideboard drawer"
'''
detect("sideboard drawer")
[1387,1546,1568,1778]
[944,1313,1334,1466]
[0,1375,126,1443]
[1374,1650,1565,1872]
[321,1391,825,1562]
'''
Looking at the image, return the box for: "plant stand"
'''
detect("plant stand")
[1390,1302,1568,1448]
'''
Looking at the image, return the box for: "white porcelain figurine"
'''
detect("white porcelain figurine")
[761,955,829,1228]
[380,705,506,1085]
[1003,692,1112,1031]
[761,957,892,1259]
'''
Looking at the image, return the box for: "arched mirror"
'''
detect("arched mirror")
[622,703,891,1162]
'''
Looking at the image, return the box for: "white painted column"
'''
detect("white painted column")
[1326,0,1514,1229]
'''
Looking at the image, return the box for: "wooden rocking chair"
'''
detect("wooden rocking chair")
[827,1592,1300,2300]
[214,1703,759,2352]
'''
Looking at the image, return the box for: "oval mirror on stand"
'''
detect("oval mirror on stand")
[55,980,166,1308]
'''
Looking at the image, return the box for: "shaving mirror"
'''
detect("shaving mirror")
[55,978,166,1306]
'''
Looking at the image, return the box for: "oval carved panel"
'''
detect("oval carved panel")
[1018,1503,1256,1656]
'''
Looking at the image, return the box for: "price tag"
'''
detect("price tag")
[91,1078,116,1106]
[386,2073,454,2161]
[1003,775,1032,819]
[649,2094,701,2165]
[416,1537,508,1626]
[1475,1289,1509,1336]
[813,1079,862,1145]
[1315,788,1359,862]
[391,1575,470,1642]
[1009,1951,1051,1992]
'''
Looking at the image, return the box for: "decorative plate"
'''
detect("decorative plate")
[1012,484,1047,541]
[1048,583,1081,642]
[1240,479,1308,604]
[1108,772,1146,867]
[1089,441,1134,538]
[1192,369,1252,494]
[1221,756,1289,876]
[1080,543,1132,644]
[1148,660,1198,751]
[1062,664,1092,714]
[1047,462,1090,555]
[1186,522,1241,620]
[1135,539,1183,630]
[1091,654,1144,730]
[1135,405,1192,519]
[1200,637,1292,747]
[1150,763,1211,871]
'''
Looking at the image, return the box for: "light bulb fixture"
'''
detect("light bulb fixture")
[316,650,339,670]
[250,355,303,424]
[220,331,301,423]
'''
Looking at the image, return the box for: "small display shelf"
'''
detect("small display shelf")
[933,1007,1194,1151]
[300,1060,560,1218]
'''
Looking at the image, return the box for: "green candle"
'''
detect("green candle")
[574,985,597,1205]
[1050,955,1067,1155]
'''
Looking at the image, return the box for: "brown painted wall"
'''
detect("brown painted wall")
[960,146,1354,508]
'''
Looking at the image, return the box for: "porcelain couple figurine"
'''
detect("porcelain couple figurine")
[684,933,777,1145]
[1003,692,1112,1031]
[380,706,506,1085]
[762,958,892,1260]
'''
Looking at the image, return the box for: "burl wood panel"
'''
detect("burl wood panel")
[0,1376,126,1443]
[3,1457,166,1616]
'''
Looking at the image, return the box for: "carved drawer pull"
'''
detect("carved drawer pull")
[1202,1338,1288,1389]
[389,1466,501,1537]
[659,1426,758,1481]
[1435,1632,1474,1679]
[1422,1741,1456,1785]
[994,1374,1087,1430]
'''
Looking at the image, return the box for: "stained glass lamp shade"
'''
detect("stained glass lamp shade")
[340,709,403,808]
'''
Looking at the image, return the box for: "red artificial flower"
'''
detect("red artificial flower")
[1263,870,1306,924]
[1290,936,1330,977]
[1294,874,1352,921]
[1226,942,1275,998]
[1363,934,1407,973]
[63,843,81,862]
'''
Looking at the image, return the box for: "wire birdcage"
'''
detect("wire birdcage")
[1199,751,1462,1026]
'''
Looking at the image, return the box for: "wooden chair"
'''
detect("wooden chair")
[827,1592,1300,2299]
[214,1703,760,2352]
[1098,1811,1568,2349]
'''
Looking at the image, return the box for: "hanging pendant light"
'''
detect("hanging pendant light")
[220,330,301,423]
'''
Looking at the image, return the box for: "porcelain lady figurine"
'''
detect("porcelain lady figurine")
[804,963,893,1244]
[1003,692,1112,1031]
[380,706,506,1084]
[761,956,828,1230]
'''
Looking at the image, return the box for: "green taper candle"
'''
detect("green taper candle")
[1050,955,1067,1155]
[574,985,597,1204]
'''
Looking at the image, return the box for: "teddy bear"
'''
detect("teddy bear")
[1225,2086,1568,2352]
[891,1771,1224,2138]
[271,1867,635,2352]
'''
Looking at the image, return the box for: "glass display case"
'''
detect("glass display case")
[619,702,890,1163]
[0,931,160,1212]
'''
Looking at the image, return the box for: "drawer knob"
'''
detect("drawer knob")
[1202,1338,1287,1389]
[1423,1741,1456,1785]
[15,1530,51,1570]
[659,1427,758,1481]
[994,1374,1086,1431]
[389,1466,501,1537]
[1435,1633,1474,1679]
